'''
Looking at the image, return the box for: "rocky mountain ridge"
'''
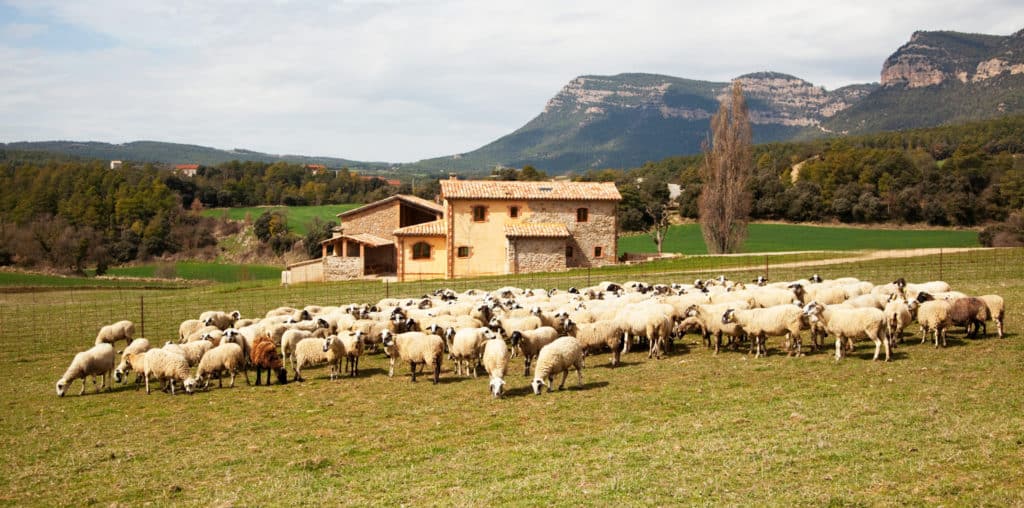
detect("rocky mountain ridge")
[881,29,1024,88]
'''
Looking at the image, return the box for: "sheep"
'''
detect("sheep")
[530,336,584,395]
[171,340,212,367]
[615,305,673,358]
[56,343,115,397]
[142,348,196,395]
[178,319,205,342]
[281,329,316,370]
[682,303,750,353]
[200,310,241,330]
[251,336,288,385]
[509,326,561,376]
[194,342,249,388]
[947,297,991,338]
[883,297,913,345]
[114,338,151,386]
[323,332,364,379]
[481,337,510,398]
[561,320,624,367]
[489,315,542,339]
[380,330,445,384]
[183,325,221,343]
[802,302,890,361]
[94,320,135,349]
[293,337,330,382]
[978,294,1005,339]
[917,300,953,347]
[449,327,495,377]
[721,305,806,358]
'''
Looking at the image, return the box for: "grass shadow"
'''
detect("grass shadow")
[504,380,610,398]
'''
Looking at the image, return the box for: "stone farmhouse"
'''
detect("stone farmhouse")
[282,178,622,283]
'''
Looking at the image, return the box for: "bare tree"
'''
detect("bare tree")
[699,81,753,254]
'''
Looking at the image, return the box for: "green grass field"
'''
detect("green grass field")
[619,223,980,255]
[1,248,1022,505]
[101,261,282,283]
[202,204,360,235]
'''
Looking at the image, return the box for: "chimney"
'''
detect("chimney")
[448,173,457,180]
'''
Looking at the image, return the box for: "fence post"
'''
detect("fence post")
[765,255,769,281]
[139,295,145,339]
[939,248,943,281]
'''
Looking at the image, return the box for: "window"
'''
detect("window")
[457,246,470,258]
[412,242,431,260]
[472,205,486,222]
[565,246,574,258]
[594,246,603,258]
[577,208,589,222]
[509,206,519,218]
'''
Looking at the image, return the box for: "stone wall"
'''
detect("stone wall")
[343,202,400,242]
[324,256,363,281]
[508,237,566,274]
[526,201,617,268]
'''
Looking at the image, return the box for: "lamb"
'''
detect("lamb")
[251,336,288,385]
[194,342,249,388]
[978,294,1005,339]
[449,327,495,377]
[381,330,445,384]
[509,326,561,375]
[481,337,510,398]
[883,297,913,345]
[721,305,806,358]
[323,332,364,379]
[142,348,196,395]
[802,302,890,361]
[55,343,116,397]
[530,336,584,395]
[947,297,991,338]
[200,310,241,330]
[561,319,624,367]
[292,337,330,382]
[94,320,135,349]
[917,300,953,347]
[114,338,151,386]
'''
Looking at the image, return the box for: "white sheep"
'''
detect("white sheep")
[682,303,750,353]
[142,348,196,395]
[448,327,495,377]
[94,320,135,349]
[323,332,364,379]
[56,343,115,397]
[721,305,806,358]
[978,294,1005,339]
[178,319,205,342]
[917,300,953,347]
[381,330,445,384]
[883,297,913,345]
[114,338,151,386]
[481,337,510,398]
[509,326,561,375]
[489,315,542,339]
[164,340,211,367]
[194,342,249,388]
[293,337,330,382]
[803,302,890,361]
[561,319,624,367]
[200,310,241,330]
[530,336,584,395]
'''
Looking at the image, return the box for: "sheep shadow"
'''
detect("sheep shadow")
[503,380,610,398]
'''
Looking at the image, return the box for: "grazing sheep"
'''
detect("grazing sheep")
[381,331,445,384]
[917,300,953,347]
[481,338,510,398]
[200,310,241,330]
[142,348,196,395]
[323,332,364,379]
[948,297,991,338]
[721,305,806,358]
[509,326,561,376]
[977,294,1005,339]
[803,302,890,361]
[448,327,494,377]
[561,319,624,366]
[530,336,584,395]
[293,337,330,382]
[56,343,116,397]
[114,338,151,386]
[194,342,249,388]
[251,337,288,385]
[95,320,135,349]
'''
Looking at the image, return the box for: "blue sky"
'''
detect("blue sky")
[1,0,1022,162]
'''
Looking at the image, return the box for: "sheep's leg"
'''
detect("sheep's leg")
[410,361,417,382]
[997,318,1004,339]
[883,335,891,362]
[547,375,554,393]
[242,366,250,385]
[255,366,263,386]
[432,356,441,384]
[612,346,620,367]
[834,336,843,362]
[558,370,569,390]
[388,357,395,378]
[523,356,530,376]
[144,374,151,394]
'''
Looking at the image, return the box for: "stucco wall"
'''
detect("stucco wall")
[398,236,446,281]
[449,200,522,277]
[286,258,324,284]
[508,237,567,274]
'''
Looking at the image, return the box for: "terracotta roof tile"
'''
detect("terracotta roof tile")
[394,220,446,237]
[504,223,570,238]
[327,233,393,247]
[339,194,443,218]
[440,180,621,201]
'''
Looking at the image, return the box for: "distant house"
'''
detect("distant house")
[109,160,123,170]
[306,164,327,175]
[282,178,621,283]
[175,164,199,177]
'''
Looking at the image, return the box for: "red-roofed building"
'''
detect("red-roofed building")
[174,164,199,177]
[282,178,621,283]
[306,164,327,175]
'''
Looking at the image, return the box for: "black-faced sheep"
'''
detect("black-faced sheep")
[56,343,115,397]
[561,319,624,366]
[722,305,806,358]
[381,330,444,384]
[803,302,890,361]
[531,336,584,395]
[509,326,560,375]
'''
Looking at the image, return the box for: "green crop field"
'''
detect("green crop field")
[619,223,980,255]
[101,261,282,283]
[202,204,361,235]
[1,248,1022,505]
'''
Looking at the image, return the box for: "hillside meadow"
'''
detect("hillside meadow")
[202,204,360,235]
[1,248,1022,505]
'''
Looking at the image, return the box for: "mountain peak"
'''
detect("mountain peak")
[882,29,1024,88]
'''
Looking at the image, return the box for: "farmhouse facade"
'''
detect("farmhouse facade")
[282,179,621,283]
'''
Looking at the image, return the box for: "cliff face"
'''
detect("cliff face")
[880,30,1024,88]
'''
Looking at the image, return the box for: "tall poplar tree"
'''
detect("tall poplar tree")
[699,82,753,254]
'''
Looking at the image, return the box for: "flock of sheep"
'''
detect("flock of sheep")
[55,274,1007,398]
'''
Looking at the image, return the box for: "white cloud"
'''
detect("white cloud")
[1,0,1022,162]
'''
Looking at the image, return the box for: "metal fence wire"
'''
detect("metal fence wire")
[1,247,1019,349]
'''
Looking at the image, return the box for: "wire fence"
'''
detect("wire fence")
[2,247,1021,352]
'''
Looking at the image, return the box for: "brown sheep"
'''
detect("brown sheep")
[948,297,991,338]
[251,337,288,385]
